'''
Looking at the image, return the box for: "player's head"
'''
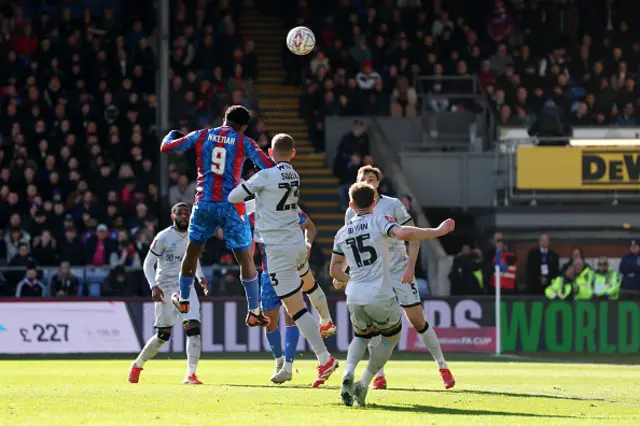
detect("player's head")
[269,133,296,162]
[171,202,191,231]
[224,105,251,133]
[349,182,376,214]
[357,165,382,190]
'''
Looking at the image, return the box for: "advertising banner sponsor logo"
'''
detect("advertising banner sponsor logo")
[406,327,496,352]
[517,147,640,190]
[501,301,640,353]
[131,299,495,354]
[0,302,141,354]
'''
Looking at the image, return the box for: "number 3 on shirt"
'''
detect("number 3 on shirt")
[211,146,226,175]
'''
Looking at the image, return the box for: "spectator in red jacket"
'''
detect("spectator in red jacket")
[12,25,39,57]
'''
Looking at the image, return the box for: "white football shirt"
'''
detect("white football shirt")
[149,226,189,289]
[333,213,398,305]
[241,162,304,245]
[345,195,413,273]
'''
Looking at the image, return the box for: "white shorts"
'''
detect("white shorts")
[391,269,422,308]
[154,284,200,328]
[264,241,307,299]
[348,297,402,333]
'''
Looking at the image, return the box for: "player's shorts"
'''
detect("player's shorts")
[189,201,251,251]
[264,241,307,299]
[154,284,200,328]
[391,268,422,308]
[348,297,402,334]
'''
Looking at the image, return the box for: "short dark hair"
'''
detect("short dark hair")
[349,182,376,210]
[171,202,190,214]
[224,105,251,127]
[271,133,295,155]
[357,165,381,182]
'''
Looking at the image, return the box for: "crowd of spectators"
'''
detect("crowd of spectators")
[449,232,640,299]
[0,0,266,297]
[289,0,640,154]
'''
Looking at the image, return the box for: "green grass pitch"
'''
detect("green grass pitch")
[1,356,639,425]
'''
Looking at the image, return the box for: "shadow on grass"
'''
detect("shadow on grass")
[360,402,582,418]
[222,383,610,404]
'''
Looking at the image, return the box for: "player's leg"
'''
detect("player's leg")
[404,304,455,389]
[268,242,338,387]
[282,312,299,375]
[367,334,386,389]
[174,242,204,312]
[341,304,374,406]
[130,300,175,383]
[182,285,203,384]
[224,204,269,326]
[355,299,403,407]
[261,269,287,382]
[300,266,336,337]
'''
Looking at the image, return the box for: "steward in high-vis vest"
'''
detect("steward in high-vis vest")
[571,257,595,300]
[593,257,621,300]
[545,264,575,300]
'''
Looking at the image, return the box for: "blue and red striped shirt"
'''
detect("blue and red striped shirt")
[161,126,276,204]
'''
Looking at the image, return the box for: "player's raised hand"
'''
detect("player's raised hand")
[437,218,455,236]
[151,286,165,303]
[199,277,210,296]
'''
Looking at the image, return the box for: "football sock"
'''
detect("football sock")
[304,282,332,326]
[367,335,385,377]
[284,325,299,370]
[420,323,448,369]
[178,274,193,300]
[344,336,368,377]
[266,329,283,359]
[241,272,260,311]
[361,332,401,387]
[186,335,201,376]
[134,335,166,368]
[293,309,331,365]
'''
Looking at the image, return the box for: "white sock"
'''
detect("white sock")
[275,355,284,369]
[283,361,293,373]
[344,337,368,377]
[186,335,201,376]
[134,335,166,368]
[362,332,401,387]
[305,283,332,326]
[294,311,331,365]
[420,325,448,369]
[367,335,385,377]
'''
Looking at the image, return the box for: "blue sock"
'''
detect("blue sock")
[179,274,193,300]
[285,325,299,364]
[265,329,283,359]
[241,272,259,311]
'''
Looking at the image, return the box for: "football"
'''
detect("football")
[286,26,316,56]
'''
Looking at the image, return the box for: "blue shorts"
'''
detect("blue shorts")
[189,201,252,251]
[259,244,281,312]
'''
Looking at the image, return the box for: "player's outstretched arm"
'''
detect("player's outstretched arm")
[243,136,276,169]
[228,170,265,203]
[390,218,455,241]
[228,184,252,203]
[329,253,350,284]
[160,129,204,153]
